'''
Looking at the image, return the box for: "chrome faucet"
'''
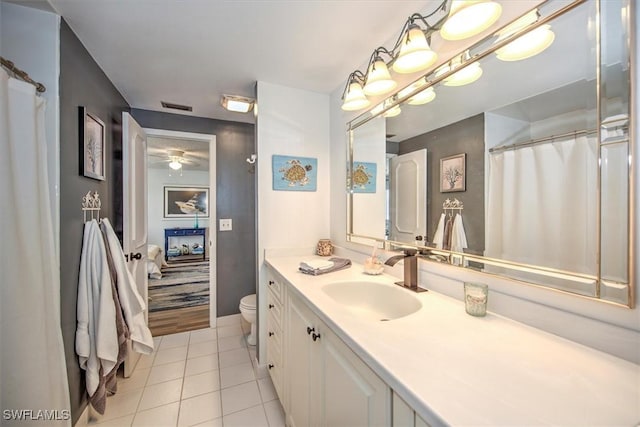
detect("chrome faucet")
[384,249,427,293]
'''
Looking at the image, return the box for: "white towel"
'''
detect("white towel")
[432,213,446,249]
[100,219,154,355]
[301,259,334,270]
[450,213,468,253]
[76,220,119,397]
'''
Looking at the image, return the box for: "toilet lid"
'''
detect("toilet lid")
[240,293,256,309]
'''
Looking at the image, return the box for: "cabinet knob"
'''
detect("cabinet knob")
[268,280,274,286]
[268,304,274,309]
[306,327,315,335]
[268,331,274,337]
[312,332,321,342]
[268,363,274,370]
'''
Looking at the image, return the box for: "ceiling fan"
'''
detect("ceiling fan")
[148,149,200,170]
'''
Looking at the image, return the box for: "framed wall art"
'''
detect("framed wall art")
[79,106,106,181]
[440,153,466,193]
[164,186,209,218]
[272,155,317,191]
[352,161,377,193]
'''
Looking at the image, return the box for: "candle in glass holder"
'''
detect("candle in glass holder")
[464,282,488,317]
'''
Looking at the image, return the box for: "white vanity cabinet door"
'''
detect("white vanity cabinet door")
[285,290,390,427]
[319,326,390,427]
[266,271,285,401]
[285,291,318,427]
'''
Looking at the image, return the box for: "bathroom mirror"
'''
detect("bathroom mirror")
[347,0,633,307]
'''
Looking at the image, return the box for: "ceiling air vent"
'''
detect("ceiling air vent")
[161,101,193,112]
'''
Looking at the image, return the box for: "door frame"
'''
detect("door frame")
[143,128,218,327]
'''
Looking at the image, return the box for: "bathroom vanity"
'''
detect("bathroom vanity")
[264,254,639,426]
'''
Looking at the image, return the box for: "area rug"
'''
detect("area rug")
[148,261,209,312]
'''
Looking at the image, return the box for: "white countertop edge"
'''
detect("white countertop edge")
[264,253,640,426]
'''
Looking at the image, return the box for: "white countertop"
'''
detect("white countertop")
[265,255,640,426]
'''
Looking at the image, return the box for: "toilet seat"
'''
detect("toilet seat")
[240,294,256,310]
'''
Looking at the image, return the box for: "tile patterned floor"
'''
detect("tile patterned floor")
[90,314,285,427]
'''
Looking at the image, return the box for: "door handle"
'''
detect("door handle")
[127,252,142,262]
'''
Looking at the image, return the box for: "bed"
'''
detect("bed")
[147,244,166,279]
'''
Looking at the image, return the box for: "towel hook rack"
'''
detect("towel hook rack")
[82,191,102,222]
[443,198,463,216]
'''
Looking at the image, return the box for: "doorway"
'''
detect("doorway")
[144,128,217,336]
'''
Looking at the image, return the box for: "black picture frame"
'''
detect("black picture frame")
[79,106,106,181]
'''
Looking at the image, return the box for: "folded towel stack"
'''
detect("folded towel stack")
[299,257,352,276]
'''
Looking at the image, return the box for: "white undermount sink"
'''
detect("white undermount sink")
[321,281,422,321]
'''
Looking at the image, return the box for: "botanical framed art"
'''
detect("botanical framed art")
[440,153,466,192]
[79,106,105,181]
[164,186,209,218]
[272,155,317,191]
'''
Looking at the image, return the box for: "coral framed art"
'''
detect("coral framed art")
[440,153,466,192]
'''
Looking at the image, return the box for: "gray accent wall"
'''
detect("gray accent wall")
[398,113,485,254]
[59,20,130,424]
[131,109,256,317]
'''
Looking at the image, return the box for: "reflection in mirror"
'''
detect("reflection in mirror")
[348,0,632,306]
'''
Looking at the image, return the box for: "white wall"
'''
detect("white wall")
[256,81,330,361]
[1,2,60,259]
[329,1,640,363]
[147,168,210,250]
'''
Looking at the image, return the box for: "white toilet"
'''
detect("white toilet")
[239,294,257,345]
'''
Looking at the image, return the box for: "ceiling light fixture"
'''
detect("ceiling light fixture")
[169,160,182,170]
[440,0,502,41]
[341,0,502,112]
[167,149,184,171]
[221,94,255,113]
[495,10,555,61]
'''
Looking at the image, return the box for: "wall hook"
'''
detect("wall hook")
[246,154,257,164]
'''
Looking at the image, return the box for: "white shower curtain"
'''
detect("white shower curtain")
[0,70,71,425]
[486,135,598,276]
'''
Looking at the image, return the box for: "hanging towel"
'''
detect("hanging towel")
[442,215,454,250]
[432,213,446,249]
[100,218,154,355]
[299,257,352,275]
[76,220,119,398]
[450,213,468,253]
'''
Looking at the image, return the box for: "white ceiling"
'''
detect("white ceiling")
[147,135,209,171]
[46,0,431,123]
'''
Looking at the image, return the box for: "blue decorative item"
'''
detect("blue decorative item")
[352,162,377,193]
[272,155,318,191]
[194,212,199,228]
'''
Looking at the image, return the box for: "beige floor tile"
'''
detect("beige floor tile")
[117,367,150,393]
[153,346,188,366]
[138,378,183,411]
[136,354,156,370]
[221,381,262,416]
[216,324,243,338]
[178,391,222,427]
[257,377,277,403]
[132,402,179,427]
[190,418,223,427]
[216,314,242,326]
[183,370,221,399]
[158,332,190,349]
[147,360,186,385]
[95,413,135,426]
[264,399,286,427]
[220,362,256,389]
[222,404,268,427]
[188,340,218,359]
[185,354,219,377]
[217,335,247,352]
[189,328,217,344]
[97,388,143,422]
[218,348,250,369]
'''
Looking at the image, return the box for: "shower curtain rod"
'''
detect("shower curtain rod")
[489,129,597,154]
[1,56,46,93]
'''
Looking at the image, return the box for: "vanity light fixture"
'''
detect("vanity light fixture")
[495,10,555,61]
[434,51,483,87]
[363,53,397,96]
[398,78,437,105]
[383,104,402,118]
[341,0,502,112]
[440,0,502,41]
[393,24,438,74]
[221,94,255,113]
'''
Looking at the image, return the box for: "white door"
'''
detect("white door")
[122,112,148,377]
[389,149,427,243]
